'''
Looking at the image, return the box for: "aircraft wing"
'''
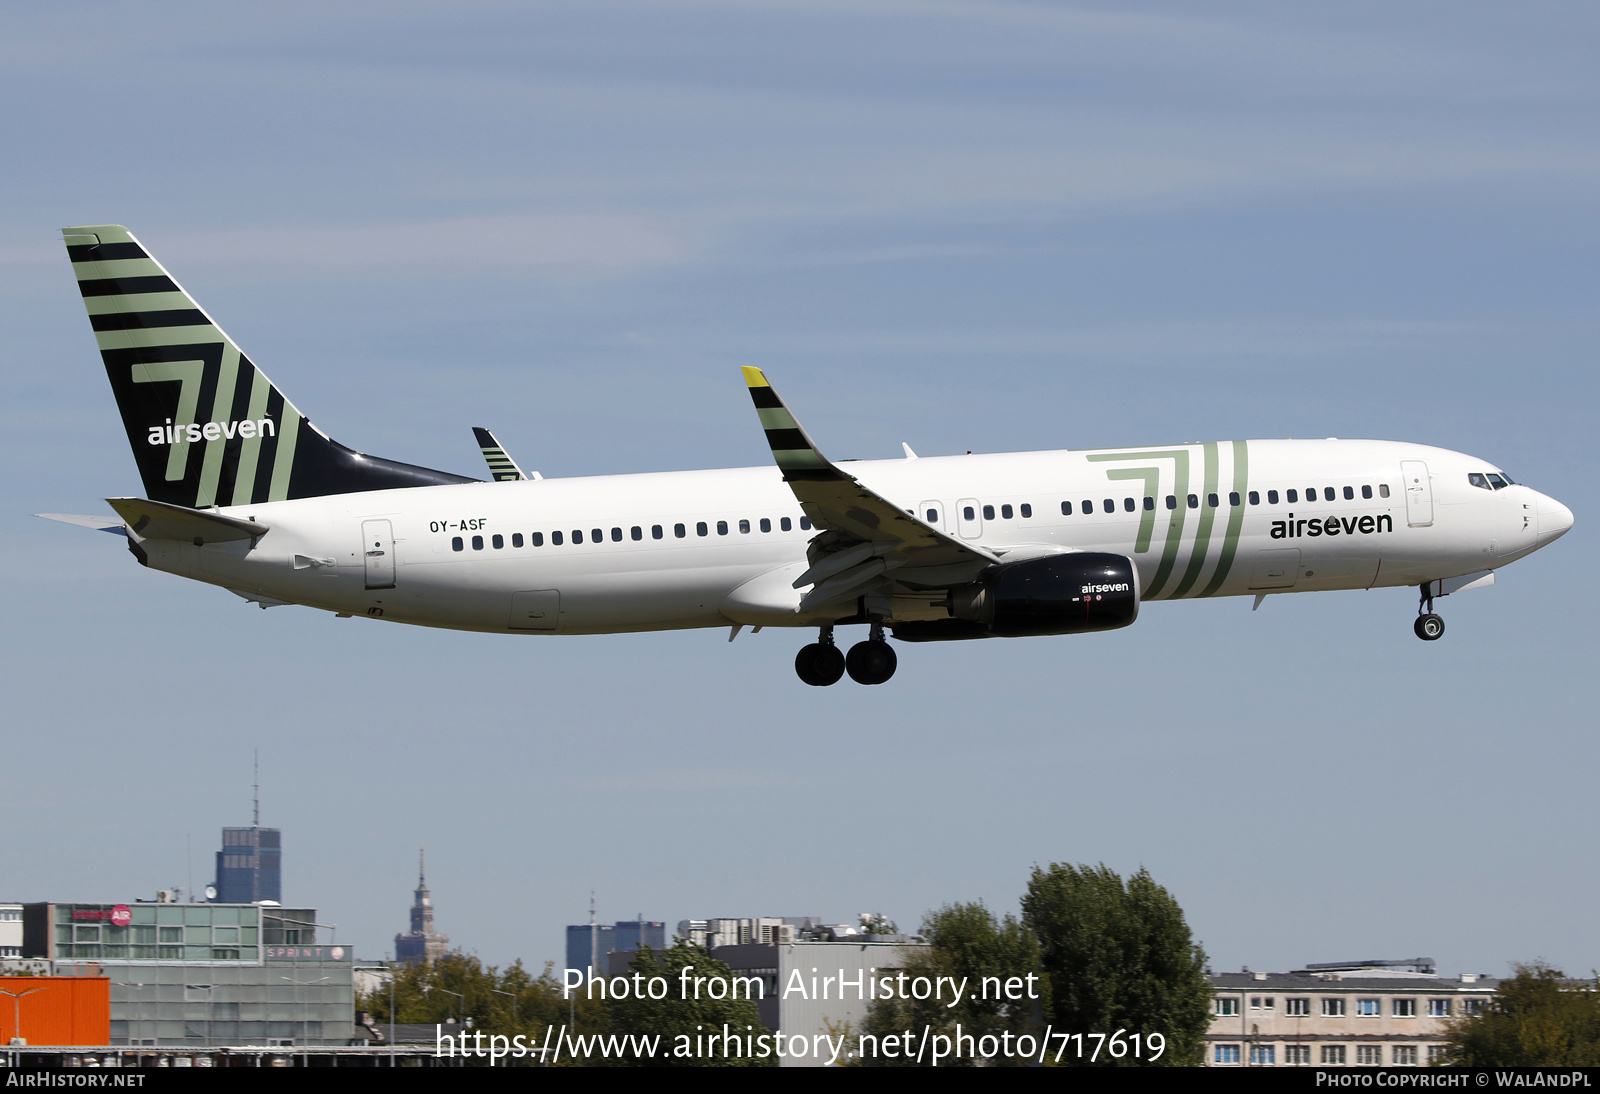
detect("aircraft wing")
[741,367,996,611]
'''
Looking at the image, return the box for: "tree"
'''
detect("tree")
[1442,963,1600,1066]
[1021,863,1211,1067]
[602,942,772,1067]
[360,950,606,1064]
[861,902,1042,1067]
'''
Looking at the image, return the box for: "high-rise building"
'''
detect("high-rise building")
[214,827,282,904]
[212,755,281,904]
[394,851,449,967]
[565,919,665,974]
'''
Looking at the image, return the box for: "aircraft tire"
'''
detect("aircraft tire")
[1414,614,1445,641]
[845,640,897,685]
[796,643,845,686]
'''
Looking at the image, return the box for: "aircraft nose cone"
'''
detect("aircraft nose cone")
[1538,495,1574,544]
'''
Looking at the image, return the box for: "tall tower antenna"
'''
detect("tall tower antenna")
[252,749,260,828]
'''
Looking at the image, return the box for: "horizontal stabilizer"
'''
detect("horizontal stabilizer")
[106,497,269,544]
[36,513,127,536]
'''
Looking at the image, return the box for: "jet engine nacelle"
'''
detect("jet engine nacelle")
[893,552,1140,641]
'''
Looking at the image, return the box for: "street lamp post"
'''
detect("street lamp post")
[0,988,45,1046]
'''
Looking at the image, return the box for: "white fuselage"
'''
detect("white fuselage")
[135,438,1572,636]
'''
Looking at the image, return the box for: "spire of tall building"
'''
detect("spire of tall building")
[395,847,449,966]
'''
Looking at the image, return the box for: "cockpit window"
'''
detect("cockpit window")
[1486,473,1509,490]
[1500,473,1516,485]
[1468,473,1491,490]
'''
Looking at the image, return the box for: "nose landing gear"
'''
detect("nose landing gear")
[1415,582,1445,641]
[795,626,846,686]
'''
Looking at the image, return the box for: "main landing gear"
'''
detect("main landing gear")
[1414,582,1445,642]
[795,622,897,686]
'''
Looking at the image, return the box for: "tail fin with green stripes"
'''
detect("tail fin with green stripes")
[64,224,475,509]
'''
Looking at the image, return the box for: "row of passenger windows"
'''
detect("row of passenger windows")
[452,516,813,552]
[951,484,1392,522]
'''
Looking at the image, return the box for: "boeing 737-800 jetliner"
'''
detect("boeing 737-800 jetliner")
[43,225,1574,685]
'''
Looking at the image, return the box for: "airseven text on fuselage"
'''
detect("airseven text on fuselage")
[1269,513,1393,539]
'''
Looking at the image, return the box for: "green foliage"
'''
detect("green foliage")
[603,942,772,1067]
[861,902,1042,1067]
[1021,863,1211,1067]
[360,951,606,1049]
[601,940,774,1068]
[1442,963,1600,1066]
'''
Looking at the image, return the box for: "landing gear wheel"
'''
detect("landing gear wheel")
[845,640,898,685]
[1414,614,1445,641]
[795,643,845,686]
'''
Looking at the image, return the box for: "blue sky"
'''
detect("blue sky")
[2,2,1596,979]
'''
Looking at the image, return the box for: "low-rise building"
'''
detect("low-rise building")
[1207,959,1496,1066]
[21,898,354,1047]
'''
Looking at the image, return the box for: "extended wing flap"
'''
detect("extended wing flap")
[740,368,996,599]
[106,497,269,544]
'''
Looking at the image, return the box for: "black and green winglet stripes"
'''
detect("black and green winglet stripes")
[741,367,836,481]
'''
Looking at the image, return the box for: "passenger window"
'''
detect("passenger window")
[573,530,583,544]
[631,526,642,541]
[1000,504,1013,519]
[1082,500,1093,514]
[1142,497,1154,511]
[1061,501,1073,515]
[739,519,751,533]
[760,518,772,532]
[1165,495,1177,510]
[1020,503,1032,518]
[1343,486,1354,500]
[781,517,792,531]
[611,527,622,542]
[553,531,564,545]
[964,506,976,521]
[1187,494,1199,509]
[1267,490,1278,504]
[532,532,544,546]
[492,534,504,549]
[1103,499,1114,513]
[717,520,729,535]
[451,536,463,551]
[982,505,995,520]
[1286,489,1298,503]
[592,528,603,542]
[472,535,484,550]
[697,522,709,537]
[1248,491,1259,505]
[652,525,663,540]
[1379,484,1390,498]
[512,533,524,548]
[1229,492,1240,506]
[1208,493,1219,508]
[1324,487,1335,501]
[674,524,686,538]
[800,517,812,530]
[1361,485,1372,499]
[925,508,938,522]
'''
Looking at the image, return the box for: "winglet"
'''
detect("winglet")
[741,368,833,479]
[472,426,531,481]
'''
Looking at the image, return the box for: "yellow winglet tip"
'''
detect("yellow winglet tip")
[741,366,770,387]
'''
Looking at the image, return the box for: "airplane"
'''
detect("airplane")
[42,224,1574,686]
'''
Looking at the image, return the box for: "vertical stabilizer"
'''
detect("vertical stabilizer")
[65,225,475,508]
